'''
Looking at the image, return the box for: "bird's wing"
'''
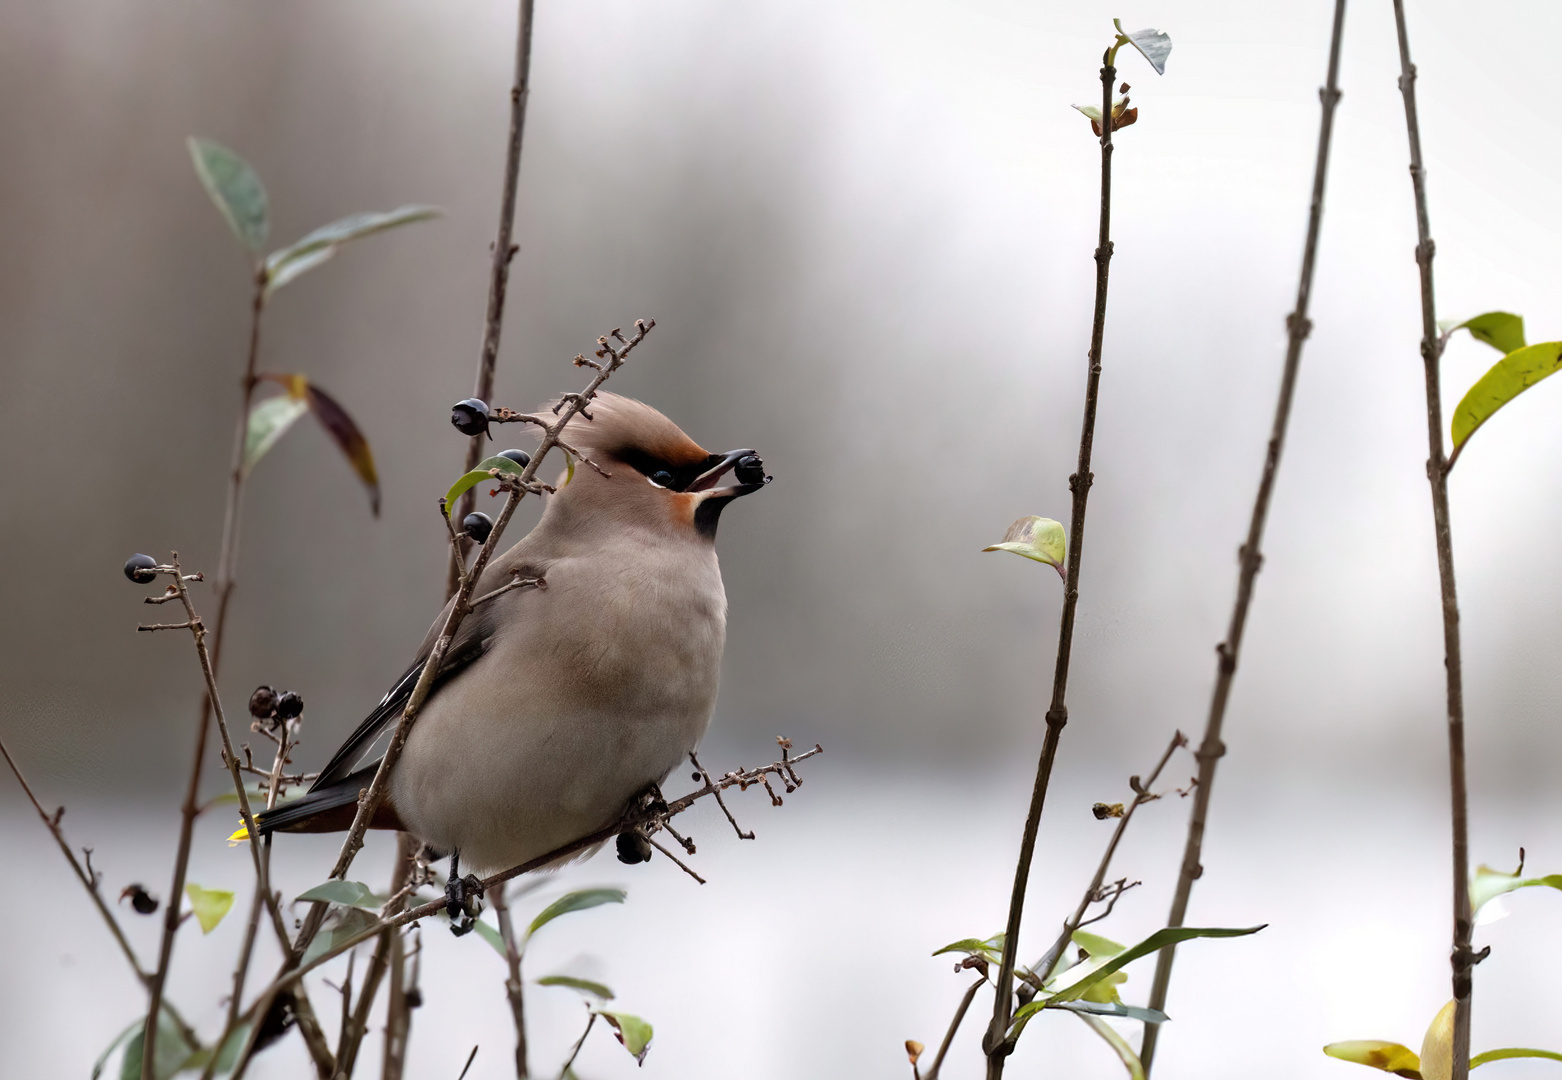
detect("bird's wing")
[308,601,497,791]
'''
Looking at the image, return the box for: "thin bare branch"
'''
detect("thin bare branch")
[491,888,529,1077]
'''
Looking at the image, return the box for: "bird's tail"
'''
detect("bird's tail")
[233,765,405,841]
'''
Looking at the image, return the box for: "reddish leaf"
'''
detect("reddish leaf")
[306,383,381,516]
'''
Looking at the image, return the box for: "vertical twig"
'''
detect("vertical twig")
[1138,2,1348,1070]
[382,836,420,1080]
[558,1012,596,1079]
[447,0,538,599]
[491,887,530,1078]
[1391,4,1475,1073]
[984,57,1118,1079]
[921,978,987,1080]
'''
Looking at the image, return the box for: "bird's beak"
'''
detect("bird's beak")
[688,449,772,497]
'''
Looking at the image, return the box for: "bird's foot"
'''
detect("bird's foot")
[445,873,485,936]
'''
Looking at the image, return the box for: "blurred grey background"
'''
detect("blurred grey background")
[4,0,1562,1077]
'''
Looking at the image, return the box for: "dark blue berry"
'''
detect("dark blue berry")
[463,512,494,544]
[450,398,491,438]
[498,449,530,469]
[734,455,768,486]
[249,686,278,719]
[274,691,304,720]
[616,830,653,864]
[121,884,159,915]
[124,553,158,584]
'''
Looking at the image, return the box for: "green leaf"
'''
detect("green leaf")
[538,974,615,1000]
[1076,1012,1147,1080]
[301,906,377,967]
[185,883,235,934]
[243,394,310,473]
[179,1022,250,1078]
[1073,930,1126,959]
[596,1010,654,1064]
[984,516,1066,578]
[118,1008,199,1080]
[1322,1041,1421,1077]
[262,204,441,298]
[1445,311,1526,355]
[527,888,627,939]
[1449,341,1562,462]
[1054,1000,1168,1024]
[1011,926,1264,1040]
[305,382,380,516]
[296,879,383,910]
[444,454,531,518]
[1114,20,1172,75]
[471,916,507,958]
[1470,863,1562,915]
[1471,1047,1562,1069]
[187,138,269,252]
[92,1019,142,1080]
[932,933,1005,964]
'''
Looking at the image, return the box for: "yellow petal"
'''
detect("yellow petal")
[227,822,252,846]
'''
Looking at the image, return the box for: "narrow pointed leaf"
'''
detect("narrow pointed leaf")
[296,879,382,910]
[187,138,269,252]
[1012,925,1264,1039]
[596,1010,653,1063]
[1445,312,1526,355]
[1471,1048,1562,1068]
[1421,1001,1456,1080]
[301,906,377,967]
[243,395,309,473]
[983,516,1066,577]
[1114,20,1172,74]
[1074,104,1105,122]
[184,883,235,934]
[1054,1000,1168,1024]
[1322,1041,1422,1077]
[444,454,531,518]
[1470,864,1562,915]
[527,888,627,938]
[1449,341,1562,458]
[471,916,507,958]
[538,974,615,1000]
[263,204,441,298]
[305,383,380,515]
[1075,1012,1147,1080]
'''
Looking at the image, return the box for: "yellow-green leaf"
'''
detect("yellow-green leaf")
[983,516,1066,577]
[1421,1001,1456,1080]
[933,933,1005,963]
[1449,341,1562,462]
[187,138,269,253]
[1322,1040,1422,1077]
[1471,1047,1562,1069]
[1444,311,1526,355]
[444,454,530,518]
[1076,1012,1147,1080]
[538,974,615,1000]
[596,1010,653,1064]
[243,395,309,473]
[527,888,626,939]
[1470,863,1562,916]
[184,883,235,934]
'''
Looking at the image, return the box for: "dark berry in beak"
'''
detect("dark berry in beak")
[124,554,158,584]
[734,454,768,486]
[450,398,491,438]
[120,884,159,915]
[462,512,494,544]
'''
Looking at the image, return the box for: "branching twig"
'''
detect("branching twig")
[558,1012,597,1079]
[1390,4,1476,1074]
[919,977,987,1080]
[985,57,1120,1079]
[1138,6,1347,1070]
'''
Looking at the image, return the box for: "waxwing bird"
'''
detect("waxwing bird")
[253,394,771,889]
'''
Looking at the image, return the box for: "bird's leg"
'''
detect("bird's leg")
[444,849,485,936]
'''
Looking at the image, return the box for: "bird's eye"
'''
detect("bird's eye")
[649,470,674,488]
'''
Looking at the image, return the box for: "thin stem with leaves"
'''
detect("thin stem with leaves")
[984,58,1118,1079]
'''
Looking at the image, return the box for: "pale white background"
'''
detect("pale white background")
[3,1,1561,1077]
